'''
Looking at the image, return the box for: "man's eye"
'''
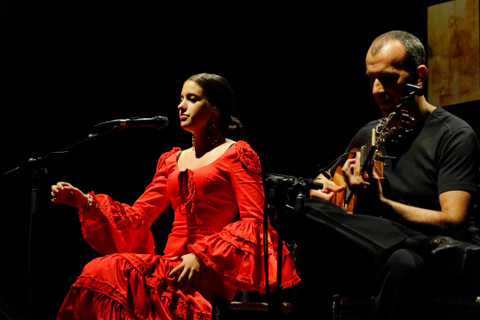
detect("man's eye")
[367,73,399,85]
[379,73,400,84]
[379,76,397,84]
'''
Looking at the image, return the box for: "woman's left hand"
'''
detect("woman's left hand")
[168,253,201,287]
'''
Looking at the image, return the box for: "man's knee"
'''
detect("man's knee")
[384,248,428,279]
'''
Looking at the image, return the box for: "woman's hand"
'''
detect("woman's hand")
[168,253,201,288]
[51,182,88,209]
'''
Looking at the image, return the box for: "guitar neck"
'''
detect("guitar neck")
[360,128,378,171]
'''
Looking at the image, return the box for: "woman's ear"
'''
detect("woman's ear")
[210,107,221,121]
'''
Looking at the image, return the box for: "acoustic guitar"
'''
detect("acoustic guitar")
[329,84,423,214]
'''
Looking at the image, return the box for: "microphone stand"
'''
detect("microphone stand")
[3,124,122,177]
[2,124,121,319]
[264,175,288,316]
[263,174,321,316]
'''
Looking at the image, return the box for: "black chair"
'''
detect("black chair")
[212,292,293,320]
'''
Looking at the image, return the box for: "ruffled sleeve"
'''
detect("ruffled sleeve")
[79,148,180,255]
[189,141,300,293]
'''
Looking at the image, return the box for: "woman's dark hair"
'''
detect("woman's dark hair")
[188,73,244,140]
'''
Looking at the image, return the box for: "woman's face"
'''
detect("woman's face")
[178,80,216,133]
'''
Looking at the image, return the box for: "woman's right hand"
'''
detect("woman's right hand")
[51,182,88,209]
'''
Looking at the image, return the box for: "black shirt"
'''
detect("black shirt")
[335,108,480,239]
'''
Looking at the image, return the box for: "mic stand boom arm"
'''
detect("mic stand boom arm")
[2,124,121,177]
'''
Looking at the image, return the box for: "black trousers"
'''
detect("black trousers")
[375,247,433,319]
[291,198,432,320]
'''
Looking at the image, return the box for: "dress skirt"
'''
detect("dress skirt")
[57,253,229,320]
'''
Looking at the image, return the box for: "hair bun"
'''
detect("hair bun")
[228,116,245,140]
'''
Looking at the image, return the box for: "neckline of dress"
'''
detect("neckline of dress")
[175,142,237,172]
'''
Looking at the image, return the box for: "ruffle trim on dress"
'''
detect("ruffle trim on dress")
[178,169,196,215]
[157,147,181,173]
[189,219,300,294]
[218,218,275,254]
[175,302,212,320]
[79,193,158,255]
[235,141,262,176]
[72,275,134,318]
[78,191,119,254]
[71,255,212,320]
[70,276,212,320]
[79,191,95,247]
[79,192,136,254]
[118,253,163,288]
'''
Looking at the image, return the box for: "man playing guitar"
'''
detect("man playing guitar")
[308,31,480,320]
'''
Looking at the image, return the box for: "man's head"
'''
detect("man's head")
[366,31,428,116]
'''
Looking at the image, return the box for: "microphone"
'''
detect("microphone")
[406,83,424,96]
[92,115,169,132]
[265,174,324,190]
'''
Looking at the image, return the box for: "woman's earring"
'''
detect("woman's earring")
[207,119,220,147]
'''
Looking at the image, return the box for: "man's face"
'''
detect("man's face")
[365,40,414,117]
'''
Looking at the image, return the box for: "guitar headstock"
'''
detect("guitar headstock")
[375,84,423,145]
[357,84,423,172]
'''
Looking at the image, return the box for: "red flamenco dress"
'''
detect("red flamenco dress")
[57,141,300,320]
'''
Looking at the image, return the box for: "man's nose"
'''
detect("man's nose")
[372,78,385,95]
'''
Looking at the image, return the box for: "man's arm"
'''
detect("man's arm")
[379,189,471,231]
[344,151,473,233]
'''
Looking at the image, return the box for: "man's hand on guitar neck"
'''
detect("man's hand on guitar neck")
[342,151,386,207]
[342,151,372,194]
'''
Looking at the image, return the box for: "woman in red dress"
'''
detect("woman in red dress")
[51,73,300,319]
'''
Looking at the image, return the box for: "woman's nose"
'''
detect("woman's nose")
[178,100,186,110]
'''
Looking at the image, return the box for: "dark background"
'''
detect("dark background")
[0,1,479,319]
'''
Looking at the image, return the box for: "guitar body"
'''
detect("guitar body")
[330,149,384,214]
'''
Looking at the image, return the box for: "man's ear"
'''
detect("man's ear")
[416,65,428,87]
